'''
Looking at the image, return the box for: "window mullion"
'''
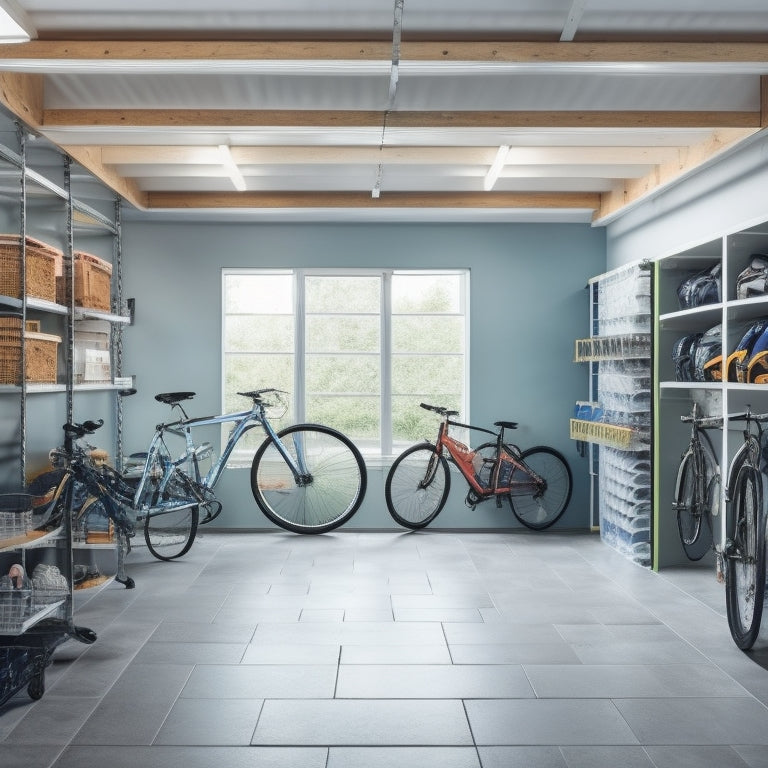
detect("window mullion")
[295,269,306,423]
[381,271,392,456]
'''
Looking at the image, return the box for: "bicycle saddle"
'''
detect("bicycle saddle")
[64,419,104,437]
[494,420,518,430]
[155,391,195,405]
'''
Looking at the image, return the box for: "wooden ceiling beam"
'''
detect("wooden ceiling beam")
[2,40,768,64]
[43,109,760,130]
[597,127,758,222]
[63,144,149,210]
[0,71,42,129]
[100,144,682,166]
[145,190,601,210]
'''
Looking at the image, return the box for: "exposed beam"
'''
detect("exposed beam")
[100,145,683,167]
[43,109,761,130]
[0,71,42,128]
[597,127,758,222]
[2,40,768,65]
[762,75,768,126]
[145,190,601,210]
[63,144,149,210]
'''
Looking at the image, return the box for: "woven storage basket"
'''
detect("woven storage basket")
[0,235,60,303]
[24,331,60,383]
[73,251,112,311]
[0,318,60,384]
[0,316,22,385]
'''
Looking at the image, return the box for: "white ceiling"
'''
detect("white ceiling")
[0,0,767,223]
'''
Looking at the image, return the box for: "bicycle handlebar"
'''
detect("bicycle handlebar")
[420,402,459,417]
[680,414,723,428]
[238,388,286,403]
[727,410,768,424]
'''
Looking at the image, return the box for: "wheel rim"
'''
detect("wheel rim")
[512,448,571,529]
[386,446,448,528]
[726,466,765,648]
[254,426,365,532]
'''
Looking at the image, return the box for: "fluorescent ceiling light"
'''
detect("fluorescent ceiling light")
[0,2,31,43]
[218,145,246,192]
[484,145,509,191]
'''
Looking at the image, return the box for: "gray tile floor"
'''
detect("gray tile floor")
[3,529,768,768]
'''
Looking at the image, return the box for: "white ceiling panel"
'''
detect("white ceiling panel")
[0,0,765,223]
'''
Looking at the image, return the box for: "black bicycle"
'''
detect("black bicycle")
[720,408,768,650]
[673,403,722,561]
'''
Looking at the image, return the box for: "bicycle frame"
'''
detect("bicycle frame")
[724,410,767,503]
[131,395,304,513]
[436,416,542,499]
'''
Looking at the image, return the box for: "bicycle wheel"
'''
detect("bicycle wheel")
[385,443,450,529]
[143,470,199,560]
[725,464,767,650]
[251,424,367,534]
[674,448,714,561]
[509,446,572,530]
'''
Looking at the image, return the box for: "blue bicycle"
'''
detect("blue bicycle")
[123,389,367,559]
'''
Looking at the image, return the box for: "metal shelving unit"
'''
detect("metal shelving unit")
[0,108,128,706]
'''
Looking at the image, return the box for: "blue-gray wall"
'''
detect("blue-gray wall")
[121,220,605,530]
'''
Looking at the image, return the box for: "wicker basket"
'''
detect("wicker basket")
[0,235,60,303]
[73,251,112,311]
[0,318,60,384]
[25,332,60,383]
[0,316,21,385]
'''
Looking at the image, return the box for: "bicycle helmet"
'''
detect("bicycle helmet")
[694,324,722,382]
[747,323,768,383]
[727,319,768,382]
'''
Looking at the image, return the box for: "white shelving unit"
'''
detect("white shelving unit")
[654,221,768,569]
[573,263,653,566]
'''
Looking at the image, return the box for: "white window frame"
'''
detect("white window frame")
[222,267,470,461]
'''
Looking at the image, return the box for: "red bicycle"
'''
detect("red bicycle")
[385,403,572,530]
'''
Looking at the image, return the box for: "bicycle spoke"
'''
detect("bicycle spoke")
[385,444,450,529]
[509,447,572,530]
[726,465,766,649]
[251,425,366,533]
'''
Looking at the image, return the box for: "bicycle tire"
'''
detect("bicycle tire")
[385,443,450,529]
[509,446,572,530]
[674,450,713,560]
[143,469,199,560]
[725,464,767,650]
[250,424,367,534]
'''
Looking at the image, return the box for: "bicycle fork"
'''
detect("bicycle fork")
[260,418,313,486]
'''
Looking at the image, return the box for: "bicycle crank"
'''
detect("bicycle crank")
[465,489,482,510]
[200,499,223,525]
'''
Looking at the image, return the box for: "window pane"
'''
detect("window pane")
[392,354,464,396]
[307,395,380,441]
[306,355,380,395]
[392,273,462,313]
[307,315,379,352]
[225,273,292,314]
[225,315,294,353]
[306,275,380,313]
[392,316,464,354]
[391,395,463,446]
[224,353,294,411]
